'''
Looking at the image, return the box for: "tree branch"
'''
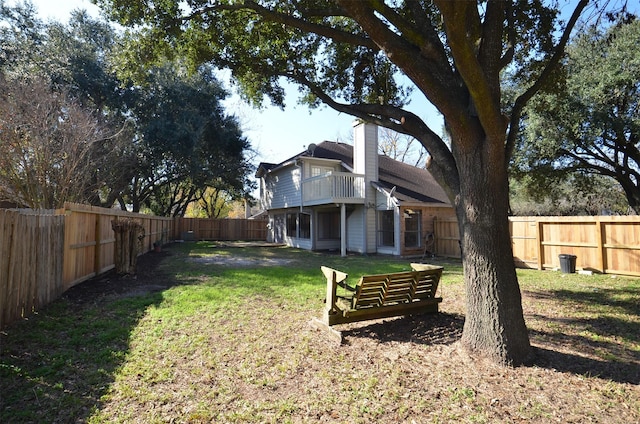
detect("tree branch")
[505,0,589,162]
[189,1,377,50]
[336,0,466,138]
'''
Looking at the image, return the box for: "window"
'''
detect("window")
[404,210,421,248]
[286,213,297,237]
[317,211,340,239]
[299,213,311,239]
[310,165,333,177]
[285,212,310,239]
[378,210,395,247]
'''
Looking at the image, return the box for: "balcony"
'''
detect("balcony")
[302,172,365,206]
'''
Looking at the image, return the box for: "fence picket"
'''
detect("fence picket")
[0,210,13,328]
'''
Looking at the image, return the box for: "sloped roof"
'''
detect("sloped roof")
[316,141,449,205]
[257,141,450,205]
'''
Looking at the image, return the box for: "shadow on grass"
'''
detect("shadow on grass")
[524,287,640,383]
[0,250,179,423]
[532,345,640,384]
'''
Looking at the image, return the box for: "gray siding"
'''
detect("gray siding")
[263,165,302,210]
[347,206,364,253]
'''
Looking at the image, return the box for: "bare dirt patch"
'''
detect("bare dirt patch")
[188,255,295,267]
[63,249,174,303]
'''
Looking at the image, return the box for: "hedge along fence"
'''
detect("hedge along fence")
[434,216,640,277]
[0,203,172,328]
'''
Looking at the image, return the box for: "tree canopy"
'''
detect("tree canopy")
[513,17,640,214]
[0,2,131,208]
[0,1,254,215]
[127,62,253,216]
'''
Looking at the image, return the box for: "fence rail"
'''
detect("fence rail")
[434,216,640,277]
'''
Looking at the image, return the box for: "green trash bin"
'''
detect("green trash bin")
[559,254,577,273]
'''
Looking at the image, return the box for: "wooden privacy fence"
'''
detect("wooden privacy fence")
[1,203,172,328]
[433,217,461,258]
[510,216,640,276]
[433,216,640,277]
[0,209,64,329]
[173,217,267,241]
[62,203,172,288]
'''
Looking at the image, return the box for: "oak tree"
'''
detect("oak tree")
[96,0,611,365]
[514,17,640,214]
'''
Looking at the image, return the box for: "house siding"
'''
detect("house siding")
[286,236,313,250]
[347,206,364,253]
[264,165,302,210]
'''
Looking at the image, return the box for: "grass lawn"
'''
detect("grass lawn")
[1,242,639,423]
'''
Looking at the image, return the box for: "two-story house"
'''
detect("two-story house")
[255,121,455,256]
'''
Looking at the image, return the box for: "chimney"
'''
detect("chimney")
[244,198,251,219]
[352,120,379,254]
[353,120,378,183]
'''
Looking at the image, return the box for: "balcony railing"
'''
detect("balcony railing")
[302,172,365,205]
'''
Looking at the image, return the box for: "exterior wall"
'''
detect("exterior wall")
[347,205,364,253]
[286,236,313,250]
[262,165,302,210]
[376,190,396,210]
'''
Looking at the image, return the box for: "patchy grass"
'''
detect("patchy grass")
[1,242,639,423]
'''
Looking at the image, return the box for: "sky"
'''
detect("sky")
[22,0,443,168]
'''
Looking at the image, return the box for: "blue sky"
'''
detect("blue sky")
[24,0,442,167]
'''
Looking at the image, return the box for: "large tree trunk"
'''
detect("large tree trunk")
[455,136,533,365]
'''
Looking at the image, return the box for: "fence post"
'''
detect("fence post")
[536,219,544,270]
[595,218,605,273]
